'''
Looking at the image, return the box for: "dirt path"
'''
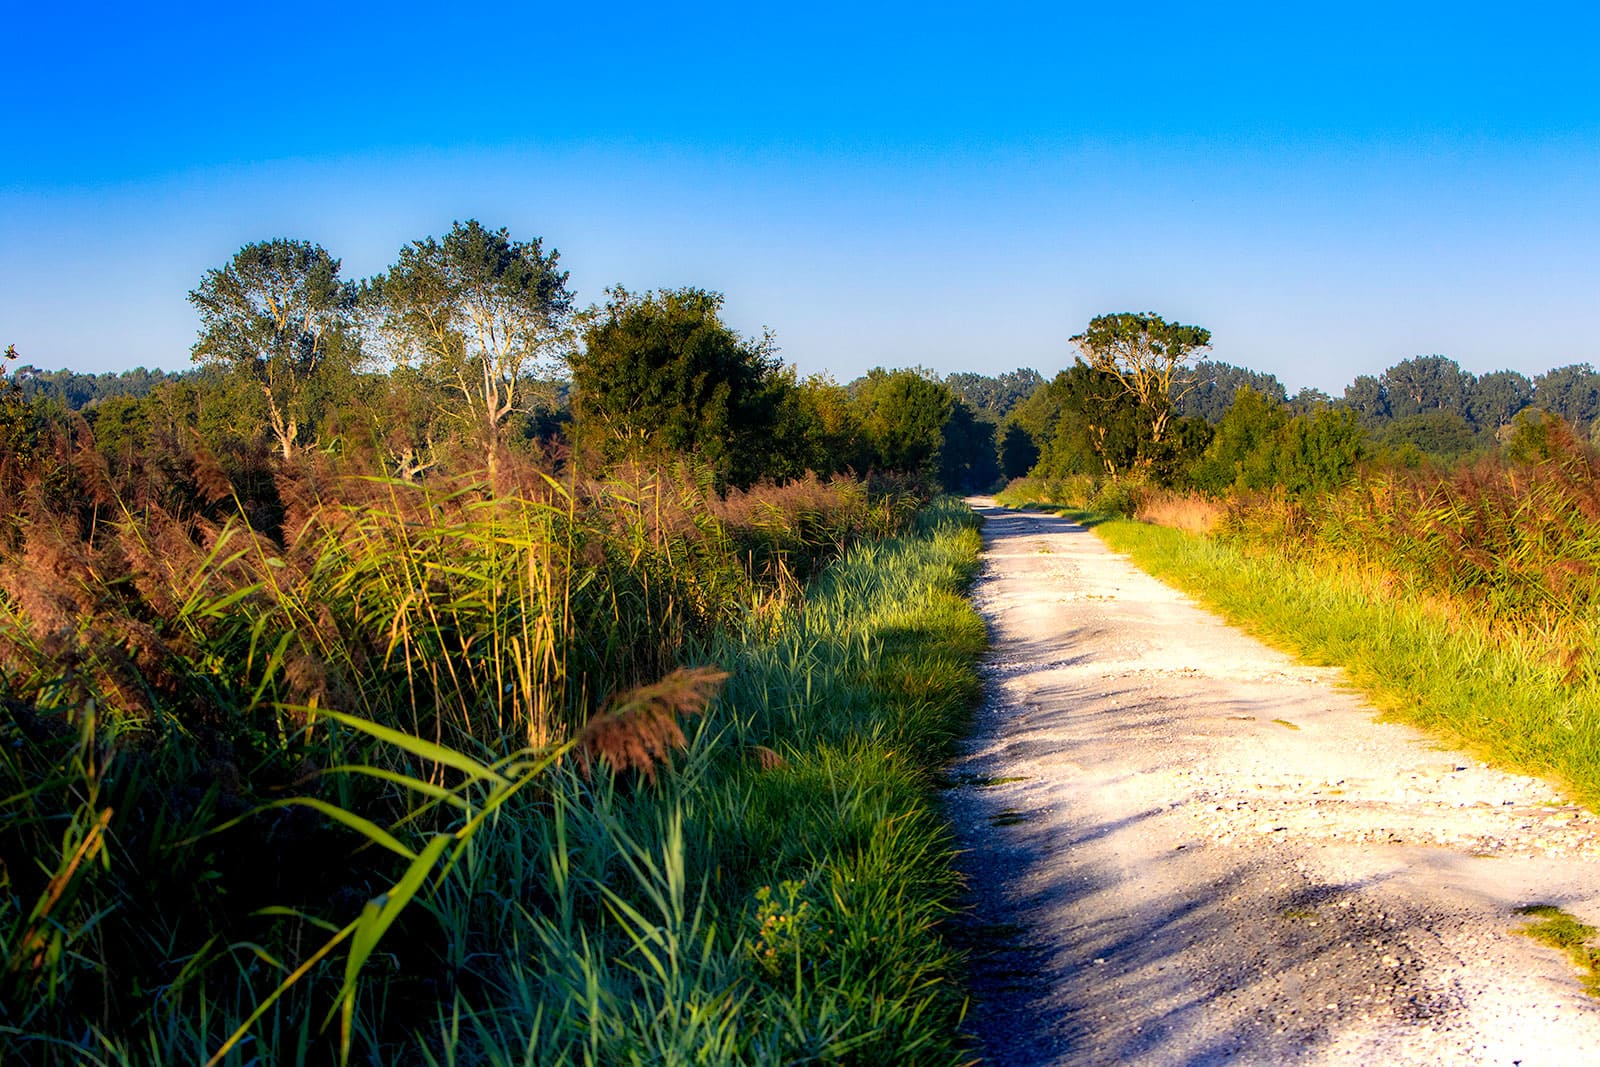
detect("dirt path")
[948,502,1600,1066]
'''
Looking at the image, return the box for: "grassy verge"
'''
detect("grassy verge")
[400,496,988,1064]
[1517,905,1600,996]
[6,494,986,1064]
[1015,506,1600,811]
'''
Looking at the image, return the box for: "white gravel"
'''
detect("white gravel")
[947,502,1600,1066]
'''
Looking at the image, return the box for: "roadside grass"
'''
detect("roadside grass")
[0,473,986,1064]
[1516,905,1600,996]
[1083,516,1600,811]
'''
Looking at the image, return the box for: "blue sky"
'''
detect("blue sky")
[5,2,1599,392]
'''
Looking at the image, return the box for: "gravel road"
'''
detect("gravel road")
[948,502,1600,1066]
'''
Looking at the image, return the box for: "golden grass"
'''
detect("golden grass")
[1135,489,1225,535]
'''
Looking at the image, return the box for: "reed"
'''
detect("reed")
[0,428,980,1063]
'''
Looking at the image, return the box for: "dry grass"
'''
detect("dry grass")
[1135,489,1224,535]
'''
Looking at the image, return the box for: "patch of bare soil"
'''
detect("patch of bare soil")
[947,502,1600,1065]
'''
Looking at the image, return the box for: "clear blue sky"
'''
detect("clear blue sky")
[5,1,1599,393]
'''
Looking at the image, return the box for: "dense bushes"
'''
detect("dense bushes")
[0,424,991,1062]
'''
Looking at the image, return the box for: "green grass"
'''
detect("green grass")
[1516,905,1600,996]
[1,488,987,1065]
[1075,516,1600,812]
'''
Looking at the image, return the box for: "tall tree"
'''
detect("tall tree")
[1380,355,1473,420]
[1341,374,1389,423]
[1532,364,1600,433]
[1071,311,1210,452]
[366,220,573,480]
[568,287,787,488]
[188,239,358,460]
[1467,370,1533,432]
[1174,360,1288,422]
[851,368,953,476]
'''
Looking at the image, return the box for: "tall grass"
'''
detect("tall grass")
[0,429,981,1063]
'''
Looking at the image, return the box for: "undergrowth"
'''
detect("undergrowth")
[0,429,985,1064]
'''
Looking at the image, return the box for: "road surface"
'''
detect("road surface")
[948,501,1600,1065]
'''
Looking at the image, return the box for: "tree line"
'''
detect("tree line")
[0,224,1042,495]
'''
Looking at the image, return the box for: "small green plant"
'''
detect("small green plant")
[1516,904,1600,997]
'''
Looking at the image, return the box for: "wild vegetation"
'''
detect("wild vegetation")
[0,226,999,1062]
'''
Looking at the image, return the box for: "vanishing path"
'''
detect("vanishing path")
[948,502,1600,1066]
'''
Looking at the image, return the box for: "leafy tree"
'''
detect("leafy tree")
[1468,369,1533,432]
[189,239,359,460]
[851,368,953,476]
[1532,364,1600,432]
[1071,311,1210,451]
[1288,387,1333,414]
[1342,374,1389,423]
[366,220,573,479]
[1381,355,1473,420]
[1270,408,1364,494]
[1,344,43,470]
[1189,386,1289,493]
[568,287,787,488]
[1174,360,1288,422]
[1032,362,1149,479]
[943,368,1045,420]
[1375,411,1481,462]
[10,365,188,410]
[789,374,870,476]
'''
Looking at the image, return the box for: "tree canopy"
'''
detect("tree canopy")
[1071,311,1210,450]
[568,286,789,488]
[188,239,359,459]
[366,220,573,477]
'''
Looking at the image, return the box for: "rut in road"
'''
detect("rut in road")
[947,502,1600,1066]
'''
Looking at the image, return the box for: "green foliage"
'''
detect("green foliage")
[937,399,999,492]
[189,239,360,460]
[0,346,44,472]
[1469,369,1533,431]
[1174,359,1288,422]
[1532,364,1600,431]
[1372,410,1482,464]
[366,220,573,476]
[851,367,953,477]
[941,368,1044,420]
[1381,354,1472,420]
[1072,310,1210,450]
[997,420,1039,480]
[1187,388,1361,496]
[8,364,189,410]
[569,287,790,489]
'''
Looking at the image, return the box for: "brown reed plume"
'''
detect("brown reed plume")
[576,665,729,783]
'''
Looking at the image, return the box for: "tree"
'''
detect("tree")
[851,368,953,476]
[1174,360,1288,422]
[1071,311,1210,452]
[938,399,1000,492]
[943,368,1045,420]
[189,239,359,460]
[366,220,573,480]
[1032,362,1150,479]
[1189,386,1289,494]
[1380,355,1473,420]
[1532,364,1600,432]
[568,287,787,488]
[1468,370,1533,432]
[1341,374,1389,423]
